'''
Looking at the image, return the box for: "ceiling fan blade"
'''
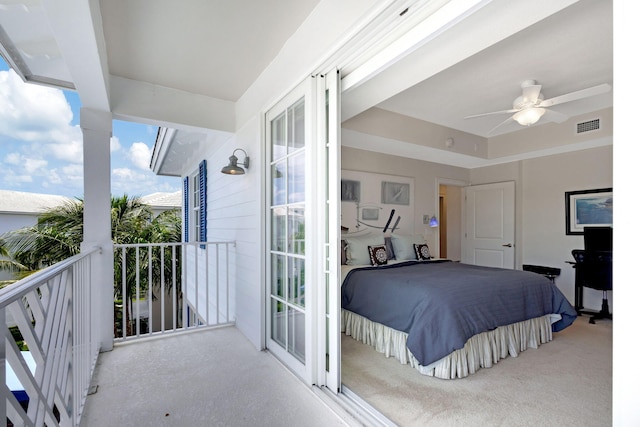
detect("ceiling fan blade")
[487,114,516,135]
[538,83,611,107]
[542,108,569,123]
[465,109,518,119]
[522,84,542,104]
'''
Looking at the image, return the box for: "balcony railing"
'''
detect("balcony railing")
[113,241,235,342]
[1,247,101,427]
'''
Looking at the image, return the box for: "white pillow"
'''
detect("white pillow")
[390,234,426,260]
[344,235,385,265]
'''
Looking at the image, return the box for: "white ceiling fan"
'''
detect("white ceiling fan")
[464,80,612,135]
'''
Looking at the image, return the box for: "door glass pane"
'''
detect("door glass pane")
[287,98,305,153]
[291,98,305,151]
[287,152,305,204]
[272,161,286,206]
[288,256,305,307]
[271,299,285,347]
[288,307,305,362]
[288,206,305,255]
[272,208,286,251]
[271,255,285,298]
[272,112,286,161]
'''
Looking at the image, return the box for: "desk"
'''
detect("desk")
[568,249,612,323]
[522,264,561,284]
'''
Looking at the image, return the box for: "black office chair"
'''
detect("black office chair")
[572,249,612,324]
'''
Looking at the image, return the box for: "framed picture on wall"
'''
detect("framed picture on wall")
[381,181,410,205]
[341,179,360,202]
[565,188,613,235]
[362,208,379,221]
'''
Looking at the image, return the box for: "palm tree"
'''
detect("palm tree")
[0,239,30,288]
[0,195,182,335]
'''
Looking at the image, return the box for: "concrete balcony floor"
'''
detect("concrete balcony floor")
[81,326,349,427]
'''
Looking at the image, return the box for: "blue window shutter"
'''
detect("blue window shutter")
[183,176,189,242]
[199,159,207,243]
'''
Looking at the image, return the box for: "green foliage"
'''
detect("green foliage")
[0,195,181,291]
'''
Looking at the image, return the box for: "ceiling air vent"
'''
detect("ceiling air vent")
[576,118,600,134]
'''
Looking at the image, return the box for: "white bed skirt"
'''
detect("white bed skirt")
[341,309,554,379]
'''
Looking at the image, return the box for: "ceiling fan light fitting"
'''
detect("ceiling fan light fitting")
[514,107,545,126]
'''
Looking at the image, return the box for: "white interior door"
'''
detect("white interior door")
[462,181,515,268]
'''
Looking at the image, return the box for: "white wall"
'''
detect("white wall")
[471,145,613,310]
[0,213,39,281]
[211,118,263,347]
[341,146,469,254]
[521,146,613,311]
[0,212,39,235]
[342,144,613,310]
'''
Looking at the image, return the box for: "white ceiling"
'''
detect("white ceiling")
[99,0,322,102]
[373,0,613,138]
[0,0,613,166]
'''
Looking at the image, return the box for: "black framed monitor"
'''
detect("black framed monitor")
[583,226,612,252]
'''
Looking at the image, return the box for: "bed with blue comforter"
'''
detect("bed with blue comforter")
[341,260,577,379]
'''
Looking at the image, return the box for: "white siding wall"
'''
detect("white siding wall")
[224,0,380,349]
[196,118,263,347]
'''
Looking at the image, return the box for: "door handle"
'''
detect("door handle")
[502,243,513,247]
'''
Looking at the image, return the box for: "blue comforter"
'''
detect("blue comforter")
[341,261,577,366]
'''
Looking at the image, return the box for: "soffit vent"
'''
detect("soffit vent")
[576,118,600,134]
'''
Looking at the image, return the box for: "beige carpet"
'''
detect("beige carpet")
[341,315,612,427]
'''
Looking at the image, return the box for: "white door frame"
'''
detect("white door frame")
[315,69,341,392]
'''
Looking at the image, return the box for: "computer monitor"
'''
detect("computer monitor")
[583,226,612,252]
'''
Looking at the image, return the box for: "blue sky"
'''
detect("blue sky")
[0,57,180,199]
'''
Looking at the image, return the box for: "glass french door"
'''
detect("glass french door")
[266,78,314,381]
[265,71,341,390]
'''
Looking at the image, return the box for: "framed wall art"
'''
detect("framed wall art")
[341,179,360,202]
[381,181,410,205]
[565,188,612,235]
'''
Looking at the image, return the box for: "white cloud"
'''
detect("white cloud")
[46,169,63,185]
[24,158,48,174]
[129,142,151,170]
[62,164,83,175]
[4,152,48,173]
[0,69,75,144]
[112,167,147,181]
[111,166,169,197]
[111,136,121,152]
[5,152,21,165]
[2,174,32,184]
[47,139,83,163]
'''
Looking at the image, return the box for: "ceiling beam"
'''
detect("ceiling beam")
[341,0,581,121]
[110,76,236,133]
[41,0,110,110]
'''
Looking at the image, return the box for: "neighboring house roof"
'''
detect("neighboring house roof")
[139,191,181,210]
[0,190,73,215]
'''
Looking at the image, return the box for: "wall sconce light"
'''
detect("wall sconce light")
[221,148,250,175]
[423,214,439,227]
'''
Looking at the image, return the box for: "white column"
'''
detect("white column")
[80,108,114,352]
